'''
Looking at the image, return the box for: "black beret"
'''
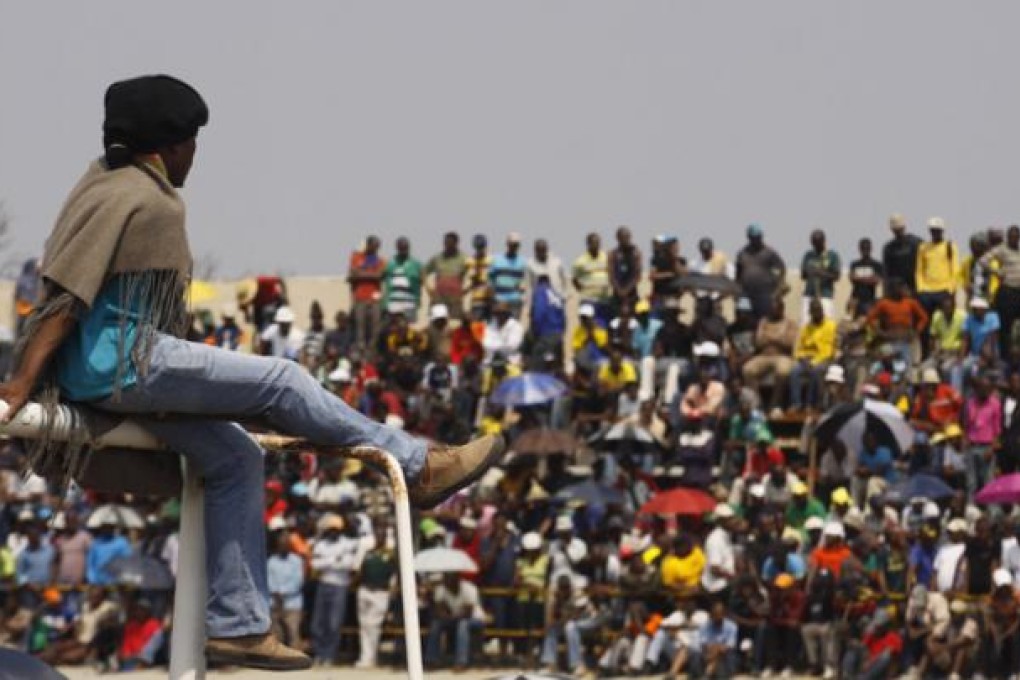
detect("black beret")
[103,74,208,153]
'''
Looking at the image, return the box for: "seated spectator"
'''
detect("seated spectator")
[809,522,852,580]
[786,481,827,532]
[841,609,902,680]
[866,278,929,367]
[981,569,1020,677]
[86,521,131,586]
[801,568,837,678]
[933,519,969,594]
[384,312,427,360]
[425,571,486,671]
[38,586,121,669]
[15,524,54,591]
[726,298,758,379]
[679,342,726,425]
[119,599,164,670]
[902,585,948,673]
[660,534,705,594]
[260,306,305,360]
[741,430,784,480]
[854,430,897,506]
[789,298,837,413]
[962,297,1000,373]
[572,303,609,370]
[597,347,638,400]
[450,314,484,366]
[482,301,524,365]
[631,300,662,360]
[762,528,807,582]
[743,298,799,416]
[920,599,979,679]
[688,601,738,679]
[764,573,804,677]
[910,367,962,436]
[540,573,601,675]
[213,305,244,350]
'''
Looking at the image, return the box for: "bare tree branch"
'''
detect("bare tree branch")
[192,252,221,280]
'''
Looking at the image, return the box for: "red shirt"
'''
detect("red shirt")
[264,498,288,525]
[120,617,162,659]
[810,545,852,578]
[450,325,483,365]
[349,251,386,302]
[863,630,903,660]
[452,532,482,582]
[744,446,786,478]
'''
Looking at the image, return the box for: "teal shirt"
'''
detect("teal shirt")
[56,278,140,402]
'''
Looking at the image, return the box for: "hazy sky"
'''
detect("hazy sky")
[2,1,1019,278]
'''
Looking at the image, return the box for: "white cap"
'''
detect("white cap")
[578,303,596,318]
[843,508,866,530]
[267,516,287,531]
[920,367,941,385]
[861,384,882,397]
[274,306,296,323]
[749,483,766,499]
[555,515,574,532]
[694,341,721,358]
[328,367,352,383]
[430,304,449,320]
[384,414,405,430]
[805,516,825,531]
[690,611,710,628]
[825,364,846,384]
[947,518,968,534]
[566,538,588,563]
[823,521,845,538]
[927,216,946,230]
[970,297,989,310]
[16,508,34,522]
[713,503,735,519]
[521,532,542,551]
[993,568,1014,588]
[923,501,941,519]
[507,232,522,243]
[459,516,478,530]
[22,474,47,496]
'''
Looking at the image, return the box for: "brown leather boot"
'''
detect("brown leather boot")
[409,434,506,509]
[206,633,312,671]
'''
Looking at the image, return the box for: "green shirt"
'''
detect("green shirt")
[383,257,423,313]
[785,497,826,530]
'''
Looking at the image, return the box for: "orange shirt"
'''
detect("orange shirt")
[349,251,387,302]
[810,544,852,578]
[866,297,929,333]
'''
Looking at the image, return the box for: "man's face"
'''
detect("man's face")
[1009,227,1020,248]
[859,240,871,258]
[507,240,520,256]
[535,240,547,260]
[811,230,825,251]
[161,137,198,188]
[810,300,824,324]
[366,237,380,254]
[444,234,458,252]
[587,233,600,253]
[396,238,410,258]
[616,228,631,248]
[930,228,944,243]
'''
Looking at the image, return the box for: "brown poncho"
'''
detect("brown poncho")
[20,158,193,487]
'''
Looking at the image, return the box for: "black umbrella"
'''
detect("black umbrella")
[814,400,915,454]
[0,649,67,680]
[588,422,664,455]
[105,554,175,590]
[672,272,742,296]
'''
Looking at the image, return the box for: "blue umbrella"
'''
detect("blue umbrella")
[105,554,175,590]
[890,473,955,501]
[490,372,568,407]
[556,479,626,507]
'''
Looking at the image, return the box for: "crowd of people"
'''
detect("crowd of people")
[3,214,1020,678]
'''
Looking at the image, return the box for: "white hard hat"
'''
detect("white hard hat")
[274,306,296,323]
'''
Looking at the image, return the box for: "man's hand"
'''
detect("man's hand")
[0,378,32,424]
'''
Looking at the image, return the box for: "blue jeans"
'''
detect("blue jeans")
[96,334,427,638]
[789,360,826,409]
[311,582,348,662]
[541,617,603,669]
[426,617,483,667]
[966,444,993,497]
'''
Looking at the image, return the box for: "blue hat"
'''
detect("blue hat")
[472,234,487,248]
[747,223,764,238]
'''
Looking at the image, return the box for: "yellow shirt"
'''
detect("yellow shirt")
[661,547,706,589]
[795,318,838,364]
[597,360,638,391]
[571,325,609,353]
[572,251,611,301]
[916,241,960,294]
[961,254,1000,301]
[481,364,522,395]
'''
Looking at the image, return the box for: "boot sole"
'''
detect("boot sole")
[206,648,313,671]
[412,435,506,509]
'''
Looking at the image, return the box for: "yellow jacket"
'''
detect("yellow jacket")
[795,318,838,364]
[916,240,960,294]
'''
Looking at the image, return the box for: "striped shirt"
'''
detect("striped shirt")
[489,253,527,304]
[980,244,1020,288]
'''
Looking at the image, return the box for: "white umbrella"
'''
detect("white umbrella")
[414,547,478,574]
[86,504,145,529]
[815,399,915,454]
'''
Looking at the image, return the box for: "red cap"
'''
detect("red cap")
[265,480,284,494]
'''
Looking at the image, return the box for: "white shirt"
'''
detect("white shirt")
[161,533,179,577]
[482,317,524,364]
[1001,537,1020,586]
[701,527,735,593]
[261,323,306,360]
[308,478,360,506]
[527,255,569,297]
[933,542,966,592]
[434,580,485,620]
[311,535,362,586]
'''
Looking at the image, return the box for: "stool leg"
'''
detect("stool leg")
[374,450,424,680]
[170,460,207,680]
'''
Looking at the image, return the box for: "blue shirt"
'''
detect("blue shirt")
[963,311,1000,356]
[56,277,141,401]
[86,535,132,585]
[762,552,806,582]
[858,445,896,482]
[909,542,937,587]
[16,543,54,585]
[267,553,305,611]
[632,318,663,358]
[489,254,527,304]
[698,618,738,649]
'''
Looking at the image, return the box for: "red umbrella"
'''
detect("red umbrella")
[639,487,717,516]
